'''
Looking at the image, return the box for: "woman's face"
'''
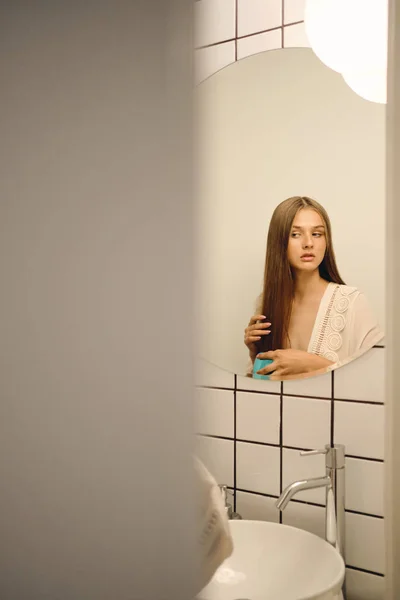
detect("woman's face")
[287,208,327,272]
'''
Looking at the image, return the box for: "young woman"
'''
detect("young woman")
[244,196,383,380]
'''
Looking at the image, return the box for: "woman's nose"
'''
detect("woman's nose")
[303,236,313,248]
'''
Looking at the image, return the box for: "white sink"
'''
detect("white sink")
[199,520,345,600]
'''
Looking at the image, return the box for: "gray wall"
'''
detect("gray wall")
[0,2,195,599]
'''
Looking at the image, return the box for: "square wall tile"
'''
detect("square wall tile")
[195,388,234,438]
[345,569,385,600]
[334,402,384,460]
[236,491,279,522]
[236,373,281,395]
[195,42,236,86]
[236,442,280,495]
[282,448,326,505]
[345,458,384,516]
[237,29,282,60]
[195,435,234,487]
[236,392,280,444]
[283,396,331,450]
[334,348,385,403]
[194,0,236,48]
[283,371,331,398]
[283,0,306,24]
[345,513,385,574]
[282,502,325,539]
[283,21,310,47]
[237,0,282,37]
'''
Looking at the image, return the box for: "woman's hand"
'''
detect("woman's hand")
[255,349,334,380]
[244,315,271,362]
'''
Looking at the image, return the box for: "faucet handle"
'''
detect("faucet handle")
[300,448,328,457]
[217,484,233,503]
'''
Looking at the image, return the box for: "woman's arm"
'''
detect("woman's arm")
[255,349,334,380]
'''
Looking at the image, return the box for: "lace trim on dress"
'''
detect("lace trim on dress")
[311,285,354,363]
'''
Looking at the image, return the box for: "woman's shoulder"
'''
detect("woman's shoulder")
[334,283,360,298]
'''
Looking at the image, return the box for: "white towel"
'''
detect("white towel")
[194,457,234,591]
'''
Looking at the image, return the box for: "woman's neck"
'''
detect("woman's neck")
[293,270,328,302]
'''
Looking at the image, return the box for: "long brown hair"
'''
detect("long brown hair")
[257,196,345,353]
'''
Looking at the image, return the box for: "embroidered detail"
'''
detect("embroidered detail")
[327,332,343,351]
[313,285,340,356]
[323,350,339,362]
[338,287,353,296]
[330,314,345,333]
[335,296,350,313]
[312,284,355,359]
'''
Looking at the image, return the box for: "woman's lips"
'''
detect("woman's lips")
[300,254,315,262]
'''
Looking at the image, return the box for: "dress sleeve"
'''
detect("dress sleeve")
[348,292,383,355]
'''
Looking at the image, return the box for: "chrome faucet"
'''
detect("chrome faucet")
[276,444,346,562]
[218,484,242,520]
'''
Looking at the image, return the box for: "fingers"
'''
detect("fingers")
[245,322,271,339]
[246,328,271,339]
[255,351,276,360]
[248,314,267,326]
[256,360,277,376]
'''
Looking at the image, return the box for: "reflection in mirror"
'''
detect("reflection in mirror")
[243,196,382,381]
[196,48,385,382]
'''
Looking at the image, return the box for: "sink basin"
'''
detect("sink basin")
[199,520,345,600]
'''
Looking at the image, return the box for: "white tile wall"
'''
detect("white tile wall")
[283,396,331,449]
[335,402,385,459]
[345,457,384,516]
[283,21,310,47]
[345,569,385,600]
[237,30,282,60]
[283,0,306,24]
[194,0,236,48]
[334,348,385,403]
[194,0,386,590]
[282,501,325,539]
[345,512,385,573]
[236,391,280,444]
[283,370,332,398]
[236,373,281,394]
[195,387,234,437]
[237,0,282,37]
[236,490,279,522]
[236,442,280,495]
[282,448,326,505]
[196,435,234,487]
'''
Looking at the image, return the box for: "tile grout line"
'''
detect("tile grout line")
[346,565,385,578]
[233,374,237,512]
[234,487,384,520]
[279,380,283,524]
[198,384,384,405]
[195,22,305,51]
[198,434,385,463]
[234,0,238,61]
[330,370,335,447]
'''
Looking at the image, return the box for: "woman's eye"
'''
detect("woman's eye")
[291,232,300,238]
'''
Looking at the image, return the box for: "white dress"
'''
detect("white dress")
[246,283,383,375]
[307,283,383,366]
